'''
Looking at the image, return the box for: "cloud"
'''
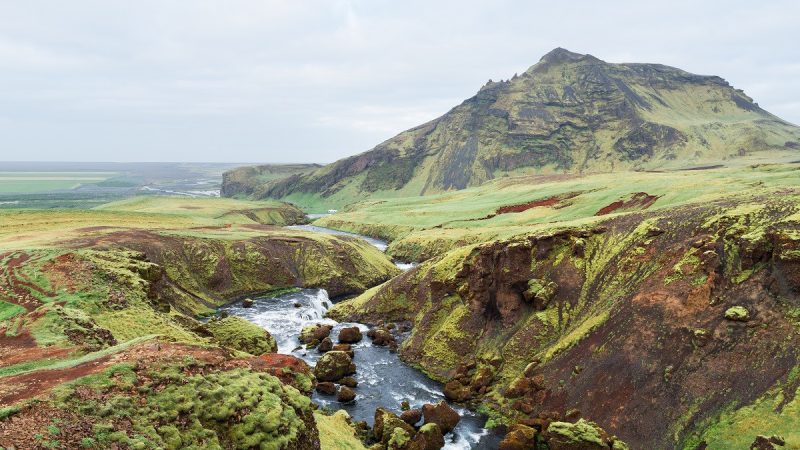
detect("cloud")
[0,0,797,162]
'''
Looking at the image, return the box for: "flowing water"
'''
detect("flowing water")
[222,224,501,448]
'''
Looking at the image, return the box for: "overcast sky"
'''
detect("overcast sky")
[0,0,797,163]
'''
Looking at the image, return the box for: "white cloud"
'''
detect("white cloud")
[0,0,797,162]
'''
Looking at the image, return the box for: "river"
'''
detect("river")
[222,224,501,449]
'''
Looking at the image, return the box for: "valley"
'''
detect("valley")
[2,47,800,450]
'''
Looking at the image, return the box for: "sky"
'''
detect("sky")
[0,0,797,163]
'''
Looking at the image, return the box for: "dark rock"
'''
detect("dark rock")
[400,408,423,426]
[315,381,336,395]
[339,376,358,388]
[751,435,786,450]
[338,326,363,343]
[369,328,396,346]
[332,343,355,358]
[314,351,356,382]
[400,400,410,411]
[242,298,254,308]
[299,323,333,345]
[337,386,356,402]
[318,337,333,353]
[422,401,460,433]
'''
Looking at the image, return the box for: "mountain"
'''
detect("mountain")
[224,48,800,207]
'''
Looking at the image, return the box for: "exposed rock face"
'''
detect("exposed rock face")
[313,351,356,382]
[230,48,800,203]
[328,196,800,449]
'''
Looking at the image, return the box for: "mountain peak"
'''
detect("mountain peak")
[539,47,586,64]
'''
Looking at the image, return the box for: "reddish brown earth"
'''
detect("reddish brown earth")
[595,192,660,215]
[496,192,582,215]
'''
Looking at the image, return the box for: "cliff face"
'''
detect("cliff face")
[229,48,800,206]
[329,193,800,449]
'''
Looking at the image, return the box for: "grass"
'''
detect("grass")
[0,300,25,321]
[0,172,115,194]
[315,411,367,450]
[315,163,800,260]
[0,335,156,378]
[0,196,309,249]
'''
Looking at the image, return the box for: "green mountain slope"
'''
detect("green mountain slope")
[226,48,800,209]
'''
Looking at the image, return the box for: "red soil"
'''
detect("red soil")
[595,192,660,216]
[497,197,560,214]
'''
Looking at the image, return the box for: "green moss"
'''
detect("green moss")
[204,316,277,355]
[724,306,750,321]
[314,411,366,450]
[0,406,21,420]
[547,419,607,446]
[60,367,314,449]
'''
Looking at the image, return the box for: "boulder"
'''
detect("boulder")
[544,419,627,450]
[369,328,396,346]
[408,423,445,450]
[314,351,356,382]
[318,337,333,353]
[422,401,460,433]
[374,408,416,445]
[242,298,254,308]
[400,408,423,426]
[443,380,472,402]
[332,343,355,358]
[337,386,356,403]
[315,381,336,395]
[299,323,333,346]
[338,326,363,343]
[499,424,538,450]
[339,376,358,388]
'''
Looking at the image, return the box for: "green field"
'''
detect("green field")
[0,172,116,193]
[316,162,800,260]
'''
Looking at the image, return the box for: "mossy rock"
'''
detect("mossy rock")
[314,351,356,382]
[724,305,750,322]
[205,316,277,355]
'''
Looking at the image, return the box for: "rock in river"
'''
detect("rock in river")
[338,326,363,343]
[313,350,356,382]
[421,400,460,434]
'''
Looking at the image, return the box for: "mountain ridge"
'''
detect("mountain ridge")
[223,48,800,207]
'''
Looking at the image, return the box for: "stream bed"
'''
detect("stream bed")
[222,224,500,448]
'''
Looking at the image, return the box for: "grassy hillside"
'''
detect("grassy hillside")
[227,48,800,211]
[315,163,800,261]
[0,196,398,448]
